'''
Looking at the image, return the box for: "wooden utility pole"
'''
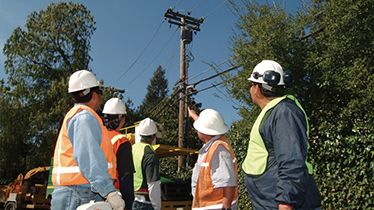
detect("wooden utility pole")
[179,18,188,171]
[164,9,203,172]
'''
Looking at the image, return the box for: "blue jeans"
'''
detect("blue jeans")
[132,201,154,210]
[51,185,104,210]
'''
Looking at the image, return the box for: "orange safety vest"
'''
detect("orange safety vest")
[52,105,116,186]
[107,129,132,189]
[192,135,239,209]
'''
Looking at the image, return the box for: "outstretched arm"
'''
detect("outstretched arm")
[188,107,199,121]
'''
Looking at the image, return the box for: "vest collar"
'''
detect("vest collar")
[199,135,222,154]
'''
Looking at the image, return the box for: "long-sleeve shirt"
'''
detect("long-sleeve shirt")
[67,104,116,197]
[108,129,135,209]
[246,98,321,209]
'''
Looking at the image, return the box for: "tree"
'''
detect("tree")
[303,0,374,208]
[0,2,122,183]
[226,0,374,208]
[136,65,202,180]
[138,65,169,117]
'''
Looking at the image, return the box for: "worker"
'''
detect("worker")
[102,97,135,210]
[242,60,322,210]
[51,70,125,210]
[188,107,238,210]
[132,118,161,210]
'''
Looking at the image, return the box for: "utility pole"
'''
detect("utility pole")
[164,8,203,172]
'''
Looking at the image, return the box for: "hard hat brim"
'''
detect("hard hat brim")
[193,121,229,135]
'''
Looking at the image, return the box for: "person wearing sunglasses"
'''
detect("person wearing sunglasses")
[242,60,321,210]
[51,70,125,210]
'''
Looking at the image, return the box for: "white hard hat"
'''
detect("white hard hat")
[77,201,112,210]
[138,118,158,136]
[68,70,101,93]
[103,98,127,114]
[193,109,228,135]
[248,60,286,86]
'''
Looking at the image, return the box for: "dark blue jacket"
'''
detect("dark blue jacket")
[245,98,321,209]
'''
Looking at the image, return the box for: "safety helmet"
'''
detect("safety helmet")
[103,98,127,115]
[193,109,228,135]
[138,118,158,136]
[68,70,101,93]
[248,60,291,86]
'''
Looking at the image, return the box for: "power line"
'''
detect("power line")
[171,0,183,10]
[152,89,181,121]
[125,43,180,93]
[164,8,204,31]
[109,19,165,87]
[166,33,181,78]
[203,0,228,20]
[185,58,232,84]
[184,82,224,98]
[188,0,205,15]
[212,82,243,108]
[187,66,239,88]
[152,66,239,119]
[122,27,179,88]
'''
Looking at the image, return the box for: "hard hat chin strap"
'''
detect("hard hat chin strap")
[262,83,274,92]
[80,88,90,97]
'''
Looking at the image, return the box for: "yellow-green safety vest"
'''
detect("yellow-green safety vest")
[242,95,313,175]
[132,142,155,191]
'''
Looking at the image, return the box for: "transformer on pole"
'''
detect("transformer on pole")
[164,8,203,172]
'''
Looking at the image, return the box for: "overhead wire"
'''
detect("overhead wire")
[149,88,181,120]
[186,58,232,83]
[125,44,180,92]
[171,0,183,10]
[166,33,181,79]
[184,82,224,99]
[122,27,179,88]
[152,66,239,119]
[203,0,229,20]
[109,19,165,87]
[127,1,233,117]
[212,83,243,107]
[188,0,205,15]
[189,66,239,88]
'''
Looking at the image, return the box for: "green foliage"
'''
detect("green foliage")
[0,2,118,183]
[305,0,374,208]
[311,133,374,208]
[227,0,374,208]
[227,121,253,210]
[136,66,202,180]
[156,92,202,180]
[138,65,169,118]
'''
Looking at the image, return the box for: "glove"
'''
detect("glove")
[106,191,125,210]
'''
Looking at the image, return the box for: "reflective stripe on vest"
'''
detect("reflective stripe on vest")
[242,95,313,175]
[132,142,155,192]
[111,134,129,145]
[52,163,114,174]
[52,105,117,186]
[192,135,238,209]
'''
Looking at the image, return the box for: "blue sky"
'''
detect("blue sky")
[0,0,302,126]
